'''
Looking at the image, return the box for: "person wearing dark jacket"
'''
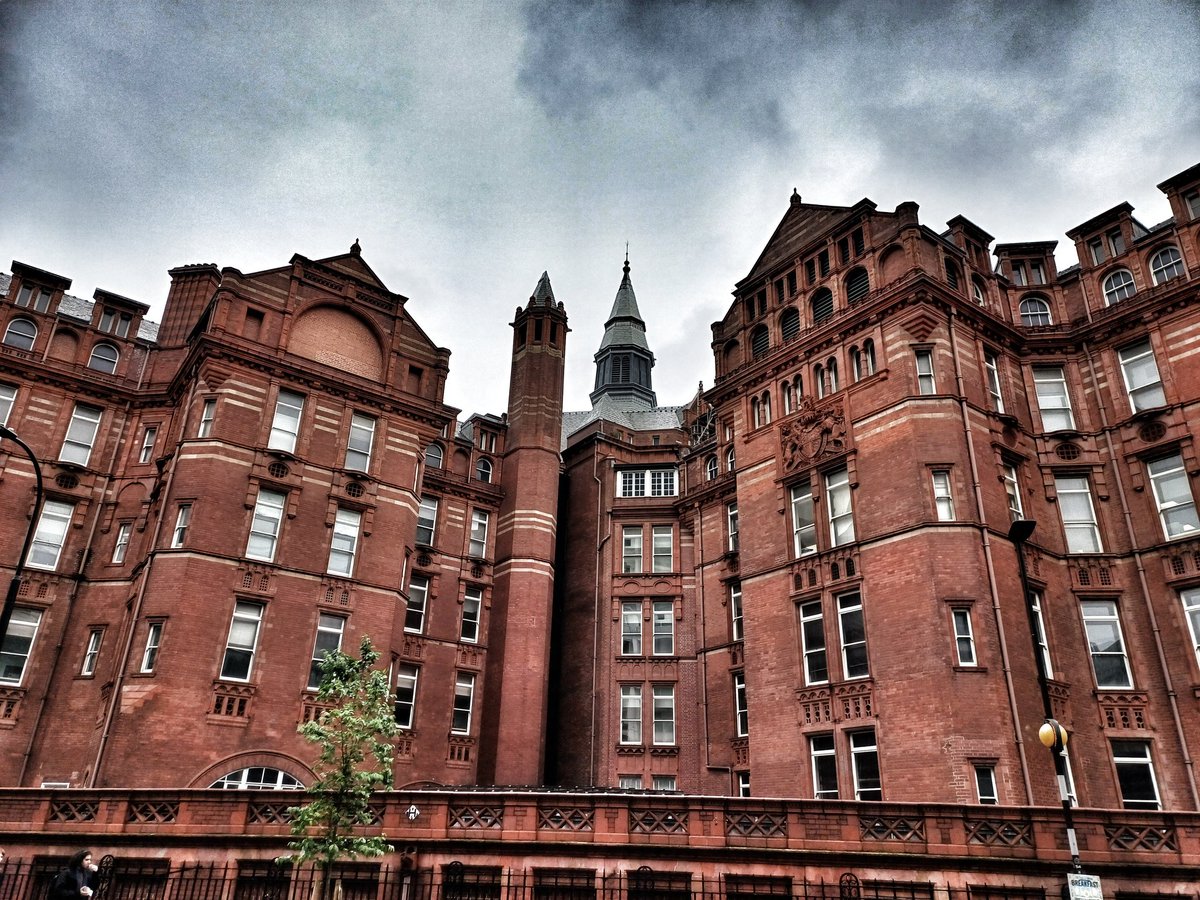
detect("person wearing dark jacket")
[51,850,98,900]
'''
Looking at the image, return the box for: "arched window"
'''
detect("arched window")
[1103,269,1136,305]
[3,317,37,351]
[780,307,801,342]
[88,342,120,374]
[850,346,863,382]
[815,363,826,399]
[725,446,736,472]
[793,373,803,400]
[475,458,492,483]
[1150,246,1184,285]
[811,288,834,324]
[761,391,771,425]
[424,443,444,469]
[845,267,870,303]
[210,767,304,790]
[705,456,718,481]
[827,358,839,393]
[751,396,762,428]
[971,277,986,305]
[750,324,770,359]
[862,339,876,376]
[944,258,961,290]
[782,379,795,414]
[1020,296,1053,326]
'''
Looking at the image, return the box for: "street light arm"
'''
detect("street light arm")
[0,425,46,645]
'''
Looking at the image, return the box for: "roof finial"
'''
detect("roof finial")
[350,238,361,255]
[623,242,630,278]
[790,188,801,207]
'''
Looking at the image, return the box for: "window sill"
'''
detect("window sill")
[953,665,988,674]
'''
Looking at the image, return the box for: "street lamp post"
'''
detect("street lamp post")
[1008,518,1082,874]
[0,424,45,645]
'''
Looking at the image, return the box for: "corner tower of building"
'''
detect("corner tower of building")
[477,272,568,785]
[590,256,656,409]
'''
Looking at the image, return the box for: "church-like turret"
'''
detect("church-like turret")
[589,255,656,409]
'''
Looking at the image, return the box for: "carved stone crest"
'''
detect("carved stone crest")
[780,397,846,471]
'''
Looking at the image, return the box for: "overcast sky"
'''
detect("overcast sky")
[2,0,1198,418]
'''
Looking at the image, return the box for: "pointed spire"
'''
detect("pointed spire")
[530,271,555,306]
[591,255,656,410]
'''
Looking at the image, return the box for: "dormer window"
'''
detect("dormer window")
[1186,189,1200,220]
[99,308,133,338]
[1029,261,1046,285]
[1011,262,1027,286]
[15,284,51,312]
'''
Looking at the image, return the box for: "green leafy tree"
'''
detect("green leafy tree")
[283,636,398,895]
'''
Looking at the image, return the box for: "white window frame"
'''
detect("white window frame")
[727,502,739,551]
[652,600,674,656]
[984,351,1005,413]
[825,467,855,547]
[810,733,838,799]
[620,684,643,744]
[1056,475,1103,553]
[220,600,264,682]
[461,586,482,643]
[395,664,419,729]
[1003,463,1024,521]
[246,489,286,562]
[838,591,869,679]
[1150,246,1184,284]
[705,456,718,481]
[737,771,751,797]
[651,525,672,573]
[652,683,676,745]
[932,469,955,521]
[1148,454,1200,539]
[467,509,489,559]
[345,413,375,472]
[914,348,935,395]
[416,495,438,546]
[974,764,998,804]
[1103,268,1136,304]
[952,608,977,666]
[1118,339,1165,412]
[1030,591,1054,679]
[3,317,37,350]
[60,403,103,465]
[618,775,643,789]
[307,614,345,690]
[0,383,15,426]
[81,628,103,676]
[138,425,157,463]
[800,599,828,685]
[791,484,816,555]
[733,671,748,737]
[140,622,164,673]
[618,468,677,497]
[171,503,192,548]
[29,500,73,570]
[621,601,642,656]
[651,775,677,791]
[327,507,362,576]
[729,583,743,642]
[1111,740,1161,810]
[268,389,304,453]
[622,525,643,574]
[451,672,475,734]
[1033,366,1075,431]
[1081,599,1133,689]
[1182,588,1200,673]
[197,398,216,438]
[0,608,42,685]
[111,522,133,564]
[88,342,119,374]
[851,729,882,801]
[405,574,429,634]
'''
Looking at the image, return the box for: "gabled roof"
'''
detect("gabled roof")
[737,191,876,289]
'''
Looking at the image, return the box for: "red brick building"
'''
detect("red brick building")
[2,165,1200,892]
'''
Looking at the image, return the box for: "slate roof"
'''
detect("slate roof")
[1,270,159,341]
[561,395,687,449]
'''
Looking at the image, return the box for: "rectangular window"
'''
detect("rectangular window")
[851,729,882,800]
[652,684,676,745]
[733,672,748,737]
[1033,366,1075,431]
[327,507,362,575]
[915,349,935,394]
[652,600,674,656]
[138,426,157,464]
[80,628,103,676]
[1182,588,1200,671]
[268,389,304,453]
[451,672,475,733]
[620,685,643,744]
[618,469,677,497]
[220,601,264,682]
[727,502,739,551]
[111,522,132,564]
[29,499,73,570]
[0,383,15,426]
[810,734,839,799]
[469,509,489,558]
[974,765,998,804]
[791,485,817,555]
[932,470,955,521]
[621,601,642,656]
[737,771,751,797]
[838,591,869,679]
[730,583,744,641]
[395,664,419,729]
[1107,228,1126,256]
[800,599,829,685]
[1119,339,1165,412]
[99,308,132,337]
[197,399,216,438]
[651,525,672,572]
[952,608,977,666]
[622,525,643,574]
[1030,261,1046,285]
[461,586,482,643]
[171,504,192,548]
[246,489,286,561]
[984,351,1005,413]
[1030,591,1054,679]
[15,284,50,311]
[618,775,642,789]
[1,608,42,685]
[140,622,163,673]
[60,403,103,465]
[826,467,855,546]
[345,413,375,471]
[307,614,345,690]
[1148,454,1200,539]
[1088,238,1107,265]
[1056,476,1102,552]
[1111,740,1160,810]
[405,574,429,634]
[1082,600,1132,688]
[1011,262,1027,286]
[1003,464,1024,520]
[1186,189,1200,220]
[651,775,677,791]
[416,495,438,546]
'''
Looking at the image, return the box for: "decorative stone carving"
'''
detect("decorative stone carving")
[780,398,846,470]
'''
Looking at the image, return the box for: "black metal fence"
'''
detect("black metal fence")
[0,860,1191,900]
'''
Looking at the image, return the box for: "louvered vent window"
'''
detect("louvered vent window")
[811,289,834,324]
[781,308,801,341]
[846,268,870,303]
[751,325,770,359]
